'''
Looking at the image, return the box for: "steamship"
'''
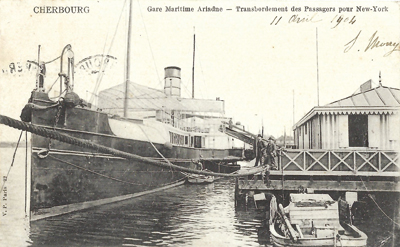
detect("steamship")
[27,51,243,220]
[25,2,243,221]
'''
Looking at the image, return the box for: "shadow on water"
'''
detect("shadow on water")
[29,179,270,247]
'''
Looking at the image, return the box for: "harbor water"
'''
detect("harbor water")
[0,146,399,247]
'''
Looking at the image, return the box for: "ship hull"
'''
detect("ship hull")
[31,149,189,220]
[29,91,242,220]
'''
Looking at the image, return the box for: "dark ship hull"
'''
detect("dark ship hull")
[29,91,242,220]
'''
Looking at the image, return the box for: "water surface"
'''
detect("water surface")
[0,146,399,247]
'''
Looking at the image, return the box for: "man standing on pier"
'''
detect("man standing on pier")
[265,136,277,169]
[265,136,277,170]
[263,136,277,186]
[254,134,267,167]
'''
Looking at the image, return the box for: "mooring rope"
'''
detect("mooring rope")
[138,124,210,179]
[0,114,265,177]
[358,176,400,227]
[48,154,144,186]
[137,124,173,174]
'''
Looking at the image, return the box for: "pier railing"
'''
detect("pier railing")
[236,149,399,193]
[278,149,399,177]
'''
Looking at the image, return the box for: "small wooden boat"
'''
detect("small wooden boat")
[182,171,215,184]
[269,193,367,247]
[187,176,214,184]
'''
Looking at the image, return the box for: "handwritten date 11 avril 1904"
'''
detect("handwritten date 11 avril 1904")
[270,13,355,29]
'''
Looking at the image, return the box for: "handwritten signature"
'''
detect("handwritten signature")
[344,30,399,57]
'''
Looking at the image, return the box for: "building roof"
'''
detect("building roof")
[327,86,400,107]
[277,135,294,140]
[98,81,225,114]
[293,85,400,129]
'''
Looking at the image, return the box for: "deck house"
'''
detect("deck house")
[293,81,400,150]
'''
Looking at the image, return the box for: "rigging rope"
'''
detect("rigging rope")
[137,124,215,179]
[27,56,61,66]
[136,0,162,87]
[46,154,186,187]
[89,0,127,105]
[103,83,167,114]
[0,130,23,192]
[46,77,60,94]
[358,176,400,227]
[48,155,143,185]
[25,131,28,217]
[0,114,264,177]
[101,80,205,116]
[87,90,121,109]
[137,124,174,174]
[43,56,62,65]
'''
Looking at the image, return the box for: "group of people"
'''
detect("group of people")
[254,134,278,169]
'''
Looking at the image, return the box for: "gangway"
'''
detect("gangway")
[222,121,256,145]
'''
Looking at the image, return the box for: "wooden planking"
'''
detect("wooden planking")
[267,170,400,177]
[289,208,339,223]
[238,180,400,192]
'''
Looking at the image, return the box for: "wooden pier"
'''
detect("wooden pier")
[236,149,400,197]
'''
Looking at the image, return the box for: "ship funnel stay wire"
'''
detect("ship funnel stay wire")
[89,0,128,105]
[136,0,162,87]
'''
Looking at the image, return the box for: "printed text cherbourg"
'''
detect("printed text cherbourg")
[33,6,89,14]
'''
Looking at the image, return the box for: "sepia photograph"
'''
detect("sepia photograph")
[0,0,399,246]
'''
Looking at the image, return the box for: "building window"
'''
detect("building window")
[348,114,368,147]
[194,136,202,148]
[169,132,187,146]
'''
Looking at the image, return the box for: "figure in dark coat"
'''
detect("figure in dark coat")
[265,136,277,168]
[254,134,267,167]
[38,62,46,90]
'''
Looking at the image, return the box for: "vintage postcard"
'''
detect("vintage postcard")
[0,0,399,246]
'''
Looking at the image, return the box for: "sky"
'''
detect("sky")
[0,0,399,142]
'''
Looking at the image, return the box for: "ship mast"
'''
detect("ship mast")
[192,28,195,99]
[316,27,320,106]
[124,0,133,118]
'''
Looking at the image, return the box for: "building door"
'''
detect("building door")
[348,114,368,147]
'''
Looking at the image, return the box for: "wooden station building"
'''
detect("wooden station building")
[293,81,400,150]
[235,81,400,206]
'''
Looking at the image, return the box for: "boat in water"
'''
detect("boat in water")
[269,193,367,247]
[182,170,215,184]
[18,1,244,221]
